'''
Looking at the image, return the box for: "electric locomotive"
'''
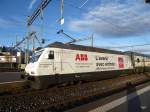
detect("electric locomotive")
[24,42,150,89]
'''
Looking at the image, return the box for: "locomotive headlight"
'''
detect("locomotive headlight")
[31,71,35,74]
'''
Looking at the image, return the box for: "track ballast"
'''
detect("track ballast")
[0,73,150,112]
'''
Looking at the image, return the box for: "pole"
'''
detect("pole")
[27,16,30,64]
[16,36,18,45]
[91,34,94,47]
[40,8,44,47]
[60,0,64,25]
[32,34,35,53]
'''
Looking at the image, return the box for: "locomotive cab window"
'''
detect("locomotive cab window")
[48,51,54,59]
[137,58,140,63]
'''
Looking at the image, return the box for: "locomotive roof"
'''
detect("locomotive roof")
[47,42,124,55]
[124,51,150,58]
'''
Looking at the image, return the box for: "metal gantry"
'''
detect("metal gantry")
[57,29,94,46]
[27,0,52,26]
[26,0,53,63]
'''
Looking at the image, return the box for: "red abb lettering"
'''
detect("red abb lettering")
[75,54,88,61]
[75,54,80,61]
[80,54,84,61]
[84,54,88,61]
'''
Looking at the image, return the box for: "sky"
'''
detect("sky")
[0,0,150,54]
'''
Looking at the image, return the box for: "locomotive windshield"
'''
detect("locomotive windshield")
[30,50,43,63]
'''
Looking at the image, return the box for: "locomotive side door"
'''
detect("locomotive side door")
[46,50,55,75]
[54,50,62,74]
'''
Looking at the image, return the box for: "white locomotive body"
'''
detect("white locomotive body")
[24,42,150,89]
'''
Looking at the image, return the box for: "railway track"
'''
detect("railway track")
[0,73,150,111]
[0,68,21,72]
[0,80,30,95]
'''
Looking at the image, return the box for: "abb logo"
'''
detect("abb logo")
[118,57,124,68]
[75,54,88,61]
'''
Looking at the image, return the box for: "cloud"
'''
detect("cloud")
[28,0,37,10]
[69,0,150,37]
[0,18,14,29]
[0,17,26,30]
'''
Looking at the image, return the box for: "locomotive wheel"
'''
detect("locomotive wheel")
[29,77,43,89]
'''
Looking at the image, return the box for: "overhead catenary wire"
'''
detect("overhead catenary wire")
[62,0,134,33]
[100,43,150,55]
[27,0,52,26]
[79,0,89,8]
[26,0,150,54]
[62,0,150,45]
[24,0,150,44]
[103,43,150,49]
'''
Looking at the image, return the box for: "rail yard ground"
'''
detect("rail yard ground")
[0,72,149,112]
[67,80,150,112]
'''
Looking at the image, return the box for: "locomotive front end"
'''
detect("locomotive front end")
[23,48,56,89]
[22,49,43,80]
